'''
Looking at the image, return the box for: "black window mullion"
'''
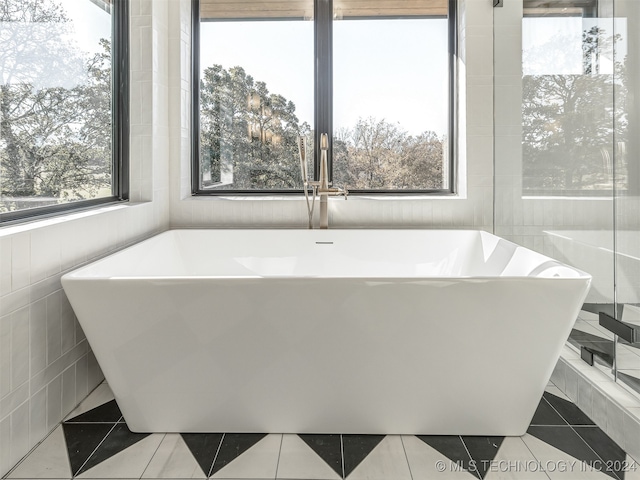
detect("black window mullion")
[113,0,130,201]
[191,0,201,194]
[190,0,457,197]
[314,0,333,182]
[448,0,457,194]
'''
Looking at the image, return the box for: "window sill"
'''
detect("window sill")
[189,193,464,201]
[522,196,614,201]
[0,201,144,237]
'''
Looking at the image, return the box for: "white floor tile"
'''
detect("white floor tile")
[347,435,411,480]
[211,434,281,479]
[544,386,570,401]
[483,437,548,480]
[142,434,206,479]
[401,435,476,480]
[521,433,610,479]
[573,320,613,340]
[8,426,71,479]
[64,383,115,421]
[578,312,598,322]
[622,454,640,480]
[276,434,341,480]
[621,305,640,325]
[76,433,164,479]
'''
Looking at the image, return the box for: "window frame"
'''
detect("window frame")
[191,0,458,196]
[0,0,130,225]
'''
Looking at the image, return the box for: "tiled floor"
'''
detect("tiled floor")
[4,381,640,480]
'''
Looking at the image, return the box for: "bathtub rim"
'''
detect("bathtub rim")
[60,228,592,282]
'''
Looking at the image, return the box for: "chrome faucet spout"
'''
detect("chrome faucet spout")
[316,133,347,229]
[300,133,347,229]
[319,133,330,191]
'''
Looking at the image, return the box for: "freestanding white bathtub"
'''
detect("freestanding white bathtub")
[62,229,591,435]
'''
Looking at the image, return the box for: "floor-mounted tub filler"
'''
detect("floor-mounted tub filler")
[61,229,591,436]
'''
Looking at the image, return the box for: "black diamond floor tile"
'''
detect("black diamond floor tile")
[210,433,268,476]
[62,422,115,476]
[77,423,149,476]
[342,434,385,478]
[530,398,569,426]
[44,382,633,480]
[180,433,224,477]
[543,391,595,425]
[527,426,602,467]
[64,399,123,423]
[298,434,343,478]
[574,426,626,480]
[417,435,478,478]
[462,436,505,479]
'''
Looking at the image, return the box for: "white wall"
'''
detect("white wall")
[0,0,172,475]
[168,0,496,232]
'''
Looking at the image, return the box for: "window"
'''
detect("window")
[0,0,128,223]
[521,0,628,196]
[192,0,456,195]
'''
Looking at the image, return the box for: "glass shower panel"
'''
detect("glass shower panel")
[614,0,640,395]
[494,0,616,376]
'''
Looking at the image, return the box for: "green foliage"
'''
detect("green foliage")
[199,65,310,190]
[334,118,445,190]
[199,66,446,191]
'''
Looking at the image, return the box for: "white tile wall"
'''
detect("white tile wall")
[0,0,171,476]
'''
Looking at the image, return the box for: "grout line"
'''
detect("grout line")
[274,434,284,480]
[63,421,122,424]
[340,435,345,480]
[71,421,120,478]
[138,432,166,480]
[531,397,626,480]
[399,435,414,480]
[458,435,481,480]
[207,433,225,478]
[3,423,61,478]
[540,397,572,427]
[570,425,626,480]
[520,434,553,480]
[63,382,114,423]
